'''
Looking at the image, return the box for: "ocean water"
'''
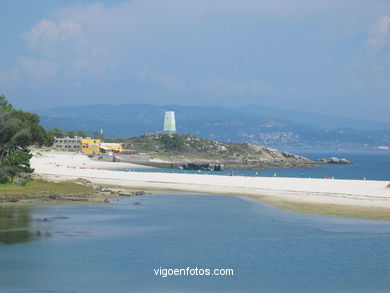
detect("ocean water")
[1,194,390,293]
[122,149,390,180]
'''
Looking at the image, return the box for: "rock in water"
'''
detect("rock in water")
[314,157,351,164]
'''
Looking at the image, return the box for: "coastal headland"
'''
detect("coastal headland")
[9,150,387,221]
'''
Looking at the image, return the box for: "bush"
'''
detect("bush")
[159,134,185,151]
[0,149,34,183]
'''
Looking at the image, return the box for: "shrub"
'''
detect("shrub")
[0,149,34,183]
[159,134,185,151]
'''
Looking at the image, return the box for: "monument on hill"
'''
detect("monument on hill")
[163,111,176,133]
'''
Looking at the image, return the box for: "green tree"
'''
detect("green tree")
[0,95,50,183]
[47,127,65,138]
[76,130,89,138]
[47,128,89,139]
[66,130,77,138]
[0,149,33,183]
[0,95,13,111]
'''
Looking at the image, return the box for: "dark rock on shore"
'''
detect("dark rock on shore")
[133,191,146,196]
[183,163,224,171]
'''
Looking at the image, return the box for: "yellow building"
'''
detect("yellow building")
[80,139,122,155]
[81,138,101,155]
[99,143,123,154]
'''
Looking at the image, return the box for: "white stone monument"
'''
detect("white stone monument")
[163,111,176,133]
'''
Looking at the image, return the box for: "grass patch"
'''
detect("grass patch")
[259,197,390,221]
[0,179,93,202]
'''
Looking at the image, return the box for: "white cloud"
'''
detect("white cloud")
[346,13,390,115]
[371,15,390,35]
[20,17,117,84]
[14,0,390,90]
[366,15,390,49]
[365,15,390,76]
[23,19,86,51]
[1,0,390,120]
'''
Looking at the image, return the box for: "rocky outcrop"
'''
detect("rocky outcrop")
[223,161,320,170]
[281,152,310,162]
[314,157,351,164]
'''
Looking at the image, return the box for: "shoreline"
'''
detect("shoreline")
[4,180,390,221]
[34,170,390,207]
[6,150,388,220]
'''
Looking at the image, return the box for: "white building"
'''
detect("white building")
[53,137,82,151]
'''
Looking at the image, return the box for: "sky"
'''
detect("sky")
[1,0,390,122]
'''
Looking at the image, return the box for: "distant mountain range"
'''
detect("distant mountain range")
[36,104,390,149]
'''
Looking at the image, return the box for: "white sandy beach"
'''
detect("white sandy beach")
[31,151,390,208]
[31,151,151,170]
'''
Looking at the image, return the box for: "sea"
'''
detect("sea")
[1,194,390,293]
[1,149,390,293]
[121,149,390,181]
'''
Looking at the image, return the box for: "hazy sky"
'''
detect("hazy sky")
[1,0,390,122]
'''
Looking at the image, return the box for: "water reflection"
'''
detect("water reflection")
[0,207,51,245]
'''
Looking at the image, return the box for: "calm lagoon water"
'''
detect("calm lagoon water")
[123,149,390,181]
[1,194,390,293]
